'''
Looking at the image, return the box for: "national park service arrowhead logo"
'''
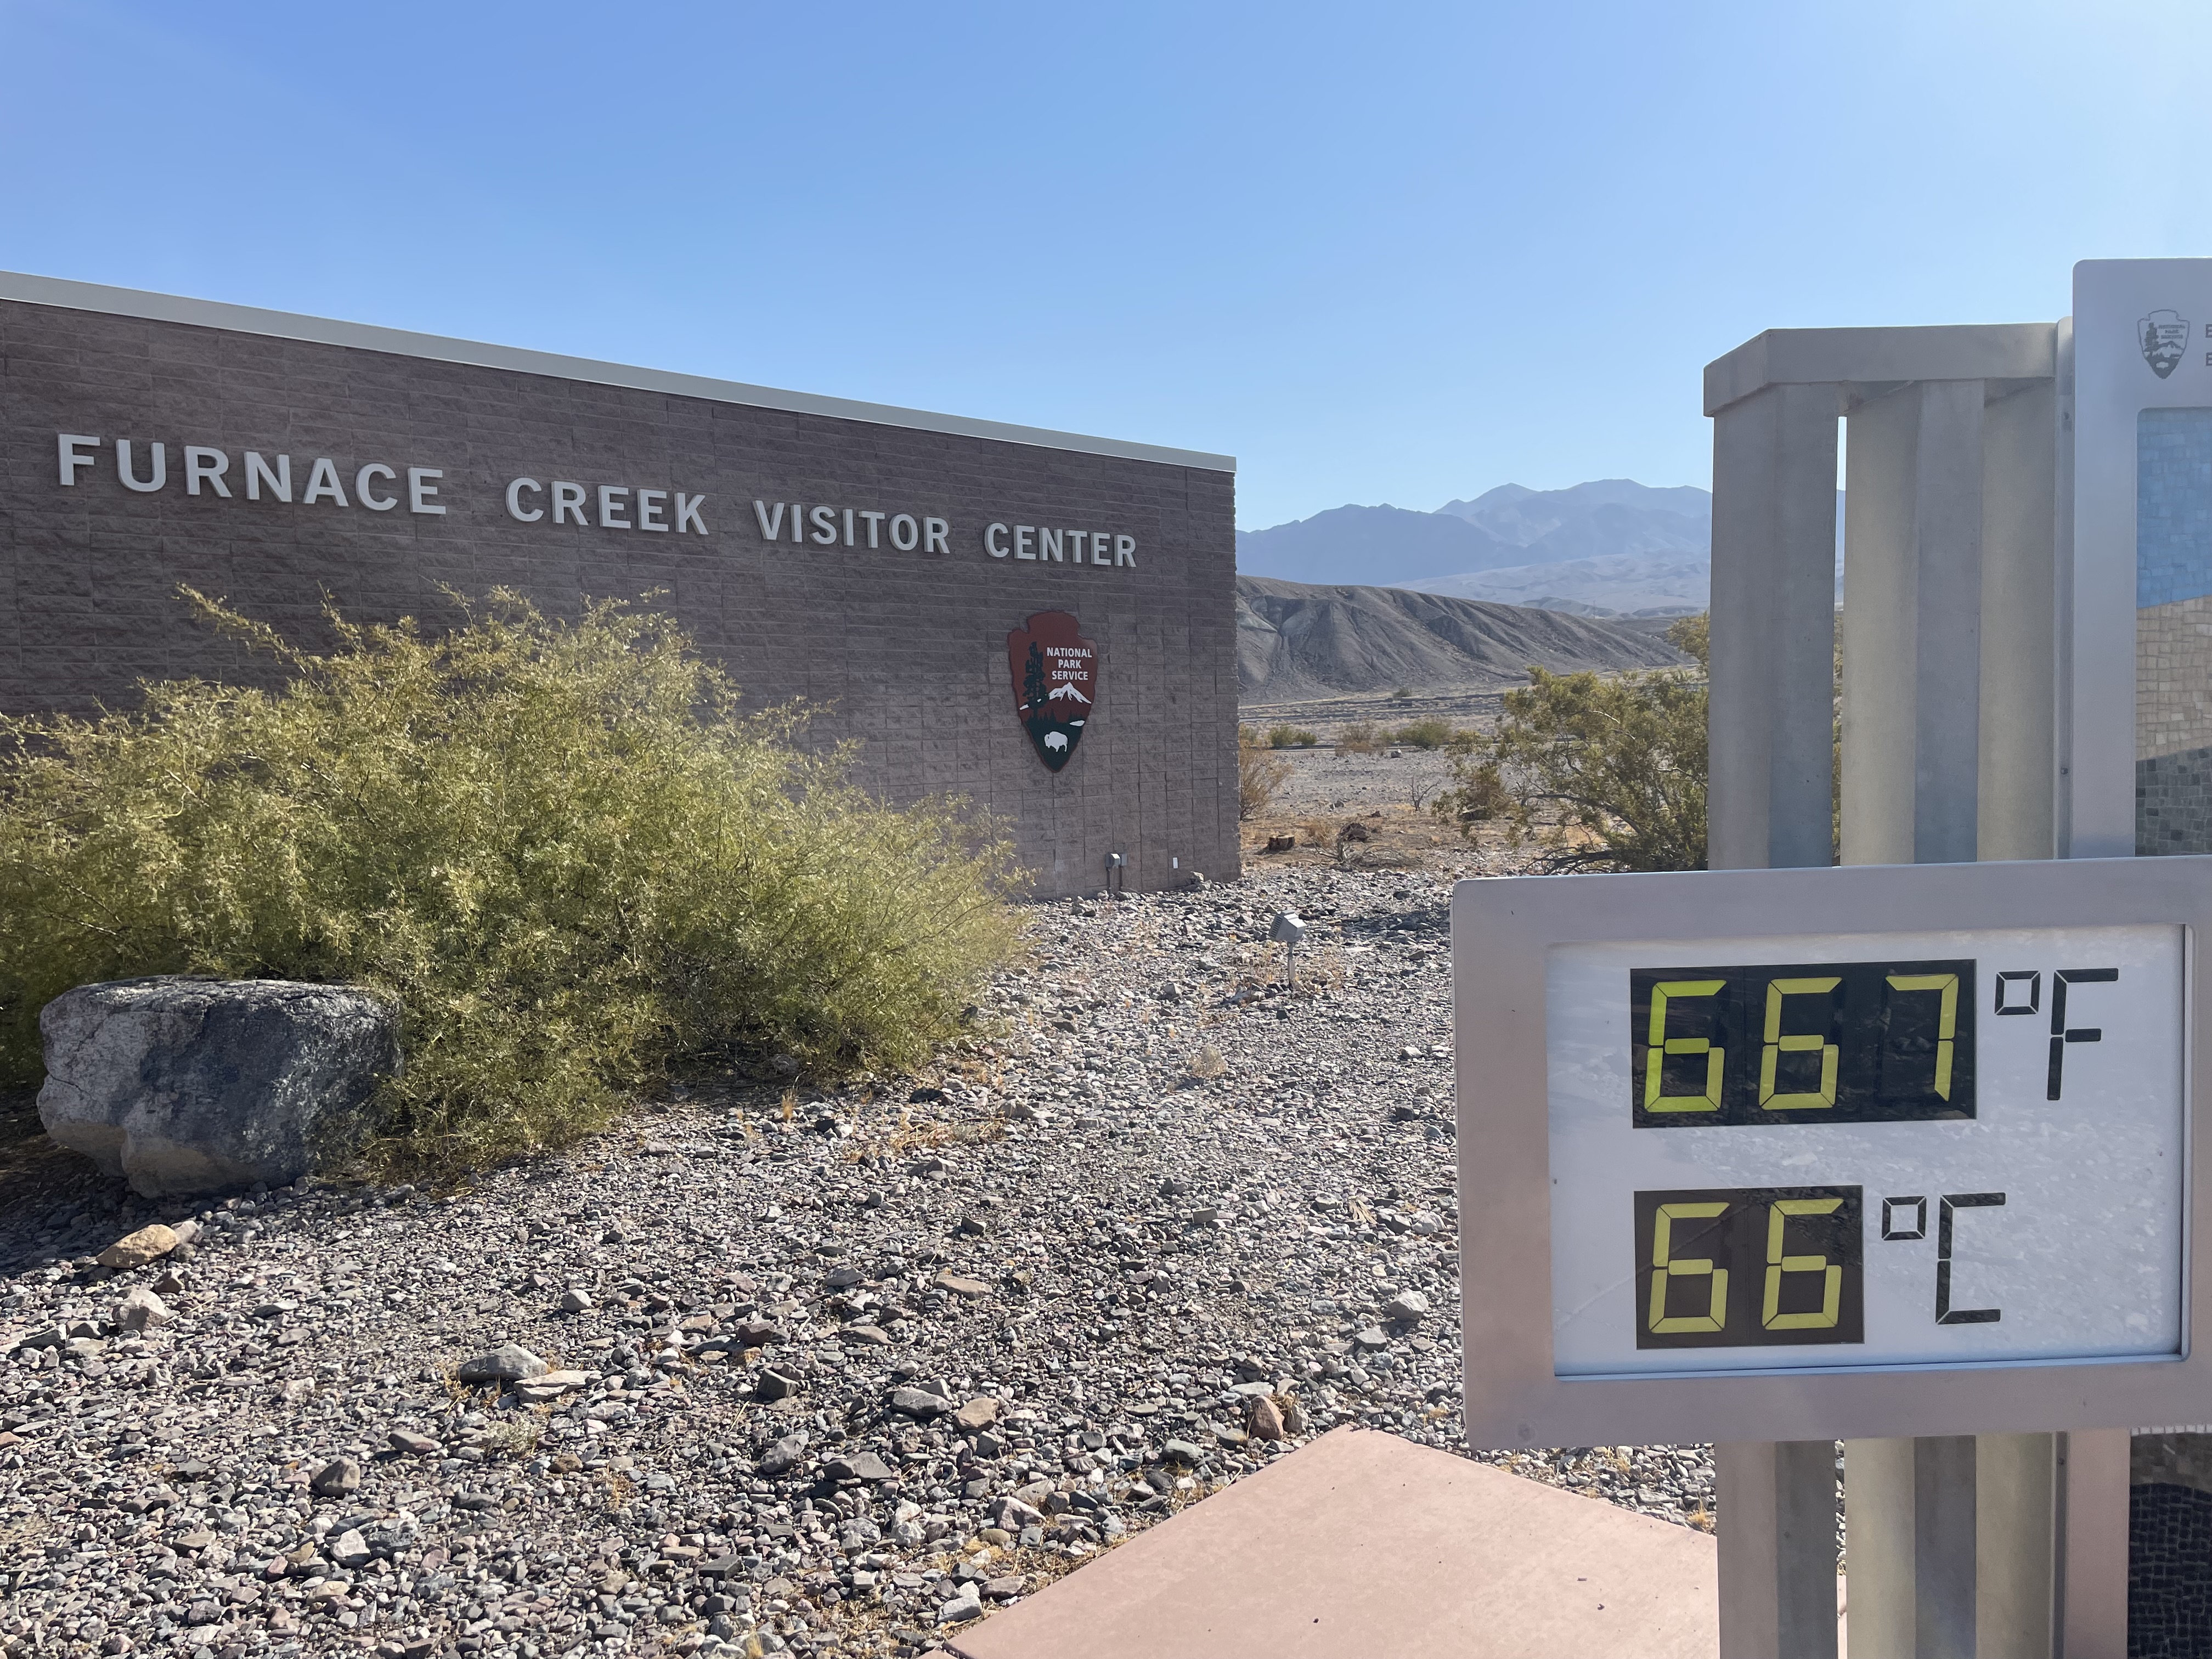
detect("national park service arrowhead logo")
[1008,611,1097,771]
[2141,309,2191,379]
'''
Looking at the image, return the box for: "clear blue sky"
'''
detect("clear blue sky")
[5,1,2208,531]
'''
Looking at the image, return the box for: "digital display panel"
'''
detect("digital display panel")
[1630,960,1976,1126]
[1545,922,2185,1379]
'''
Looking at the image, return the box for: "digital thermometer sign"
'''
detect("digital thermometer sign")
[1455,860,2212,1448]
[1553,925,2181,1379]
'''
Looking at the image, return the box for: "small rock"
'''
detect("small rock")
[755,1368,803,1402]
[514,1369,591,1403]
[1279,1392,1308,1435]
[1382,1288,1431,1323]
[1163,1438,1206,1464]
[309,1457,360,1497]
[1245,1393,1286,1442]
[933,1271,992,1299]
[97,1224,179,1270]
[757,1434,808,1477]
[327,1528,371,1569]
[388,1429,439,1456]
[456,1343,548,1384]
[952,1396,1001,1432]
[827,1451,898,1482]
[989,1496,1044,1528]
[1353,1326,1390,1348]
[841,1324,891,1346]
[557,1288,593,1314]
[110,1286,171,1332]
[890,1386,951,1418]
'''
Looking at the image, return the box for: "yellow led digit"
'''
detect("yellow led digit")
[1886,973,1960,1099]
[1762,1197,1843,1330]
[1644,979,1727,1113]
[1758,977,1841,1110]
[1648,1200,1730,1334]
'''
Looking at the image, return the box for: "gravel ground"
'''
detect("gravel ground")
[0,866,1714,1659]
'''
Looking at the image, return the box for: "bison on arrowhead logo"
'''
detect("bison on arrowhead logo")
[2141,309,2191,379]
[1008,611,1097,772]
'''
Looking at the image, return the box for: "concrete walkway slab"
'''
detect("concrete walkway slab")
[941,1425,1719,1659]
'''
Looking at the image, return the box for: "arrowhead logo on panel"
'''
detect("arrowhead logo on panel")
[1008,611,1097,772]
[2140,309,2191,379]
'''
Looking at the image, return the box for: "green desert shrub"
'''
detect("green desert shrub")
[1391,716,1457,749]
[1266,725,1320,749]
[1431,614,1711,872]
[0,590,1023,1176]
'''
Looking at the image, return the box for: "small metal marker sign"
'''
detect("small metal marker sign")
[1452,856,2212,1448]
[1271,910,1306,986]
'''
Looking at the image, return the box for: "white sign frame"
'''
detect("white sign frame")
[1454,856,2212,1448]
[2066,257,2212,859]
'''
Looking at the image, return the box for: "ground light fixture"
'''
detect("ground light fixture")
[1270,910,1306,986]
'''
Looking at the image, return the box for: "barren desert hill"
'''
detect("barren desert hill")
[1236,574,1689,701]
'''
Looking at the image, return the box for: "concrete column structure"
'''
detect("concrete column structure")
[1715,1440,1841,1659]
[1709,382,1841,872]
[1978,1433,2058,1658]
[1706,369,1843,1659]
[1840,373,2057,866]
[1705,323,2099,1656]
[2056,1430,2131,1658]
[1980,381,2060,862]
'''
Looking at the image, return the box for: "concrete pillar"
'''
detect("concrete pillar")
[1840,380,1988,867]
[1841,379,2069,1656]
[1716,1440,1839,1659]
[1979,382,2058,861]
[1978,1433,2056,1658]
[1912,382,1987,863]
[1710,381,1841,871]
[1711,384,1842,1658]
[1842,384,1921,866]
[2057,1430,2131,1658]
[1844,1435,1978,1657]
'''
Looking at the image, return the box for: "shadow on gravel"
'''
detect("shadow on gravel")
[0,1082,126,1277]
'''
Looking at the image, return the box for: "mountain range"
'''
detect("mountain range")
[1236,479,1844,618]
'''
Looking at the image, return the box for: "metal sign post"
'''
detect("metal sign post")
[1270,910,1305,988]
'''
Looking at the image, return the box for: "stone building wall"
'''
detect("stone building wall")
[0,286,1239,896]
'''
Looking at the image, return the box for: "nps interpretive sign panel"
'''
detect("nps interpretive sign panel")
[1455,857,2212,1448]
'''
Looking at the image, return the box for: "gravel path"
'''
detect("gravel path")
[1,867,1713,1659]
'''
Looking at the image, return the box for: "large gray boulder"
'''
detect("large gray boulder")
[38,977,399,1197]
